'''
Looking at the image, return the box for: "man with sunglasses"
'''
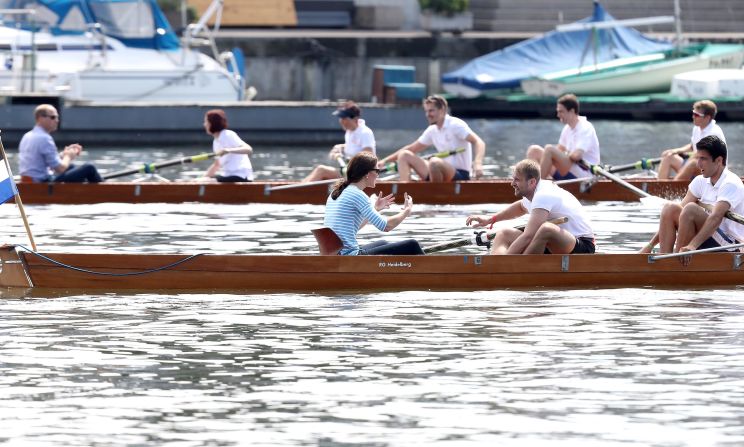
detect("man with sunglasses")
[656,100,726,180]
[19,104,102,183]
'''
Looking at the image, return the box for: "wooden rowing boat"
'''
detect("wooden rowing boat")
[1,246,741,292]
[7,178,689,205]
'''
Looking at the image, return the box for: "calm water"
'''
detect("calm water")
[2,119,744,446]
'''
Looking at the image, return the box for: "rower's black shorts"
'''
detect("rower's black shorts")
[544,236,596,254]
[216,175,252,183]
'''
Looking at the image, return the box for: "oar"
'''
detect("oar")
[378,148,467,174]
[577,160,657,200]
[103,153,216,180]
[697,201,744,226]
[606,157,662,174]
[424,217,568,254]
[648,242,744,262]
[267,148,467,193]
[606,151,693,174]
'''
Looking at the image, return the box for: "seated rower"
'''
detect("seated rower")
[201,109,254,182]
[525,94,600,180]
[304,102,375,182]
[19,104,102,183]
[379,95,485,182]
[466,159,595,255]
[640,136,744,258]
[324,152,424,255]
[656,100,726,180]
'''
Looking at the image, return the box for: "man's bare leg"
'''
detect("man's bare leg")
[523,223,577,254]
[657,154,684,179]
[396,150,430,181]
[490,228,522,255]
[428,158,456,182]
[304,165,339,182]
[675,203,709,250]
[658,202,682,253]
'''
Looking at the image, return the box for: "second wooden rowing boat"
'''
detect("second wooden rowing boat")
[1,245,741,292]
[8,178,689,205]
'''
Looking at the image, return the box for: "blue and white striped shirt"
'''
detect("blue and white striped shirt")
[324,185,387,255]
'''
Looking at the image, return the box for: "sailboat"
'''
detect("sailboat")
[0,0,247,102]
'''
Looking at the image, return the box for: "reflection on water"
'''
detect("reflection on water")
[3,119,744,181]
[1,290,744,446]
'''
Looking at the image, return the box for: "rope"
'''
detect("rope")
[15,245,205,277]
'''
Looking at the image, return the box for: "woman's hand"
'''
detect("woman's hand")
[374,192,395,211]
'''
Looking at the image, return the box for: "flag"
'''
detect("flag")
[0,151,18,204]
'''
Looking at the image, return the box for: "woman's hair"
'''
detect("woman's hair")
[330,152,378,200]
[205,109,228,134]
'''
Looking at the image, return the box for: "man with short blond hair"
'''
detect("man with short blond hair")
[380,95,486,182]
[657,99,726,180]
[19,104,102,183]
[466,159,595,255]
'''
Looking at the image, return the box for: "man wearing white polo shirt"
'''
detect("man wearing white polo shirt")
[380,95,486,182]
[526,94,600,180]
[465,159,596,255]
[641,135,744,260]
[656,99,726,180]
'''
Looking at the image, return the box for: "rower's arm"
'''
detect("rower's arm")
[488,200,528,225]
[380,140,427,164]
[507,208,548,254]
[218,143,253,156]
[662,143,692,157]
[384,193,413,232]
[204,159,221,177]
[466,133,486,178]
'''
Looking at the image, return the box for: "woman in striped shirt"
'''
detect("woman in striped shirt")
[323,152,424,255]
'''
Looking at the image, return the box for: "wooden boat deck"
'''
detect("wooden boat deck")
[1,246,741,292]
[8,179,690,205]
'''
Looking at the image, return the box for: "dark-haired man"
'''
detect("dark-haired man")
[641,135,744,259]
[19,104,102,183]
[466,159,595,255]
[656,99,726,180]
[526,94,600,180]
[380,95,486,182]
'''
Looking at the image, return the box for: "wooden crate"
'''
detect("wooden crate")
[187,0,297,27]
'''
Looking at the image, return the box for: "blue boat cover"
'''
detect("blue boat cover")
[442,2,673,95]
[0,0,180,50]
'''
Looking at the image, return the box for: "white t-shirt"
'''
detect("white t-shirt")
[688,168,744,244]
[558,116,600,178]
[417,115,473,172]
[692,120,727,160]
[213,129,253,180]
[344,119,376,157]
[521,180,595,239]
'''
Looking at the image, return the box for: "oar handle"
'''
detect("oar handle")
[697,201,744,226]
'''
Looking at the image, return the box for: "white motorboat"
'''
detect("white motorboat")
[0,0,247,103]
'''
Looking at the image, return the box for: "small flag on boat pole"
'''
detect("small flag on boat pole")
[0,134,36,250]
[0,146,18,204]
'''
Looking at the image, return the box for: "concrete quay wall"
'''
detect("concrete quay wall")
[217,29,744,102]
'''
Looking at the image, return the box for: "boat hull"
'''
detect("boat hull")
[10,179,690,205]
[1,247,742,292]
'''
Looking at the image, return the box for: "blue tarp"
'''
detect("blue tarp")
[0,0,180,50]
[442,2,674,96]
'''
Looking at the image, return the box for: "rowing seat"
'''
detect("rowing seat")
[311,227,343,255]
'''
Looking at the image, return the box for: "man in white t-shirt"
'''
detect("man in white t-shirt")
[304,102,376,182]
[641,136,744,263]
[526,94,600,180]
[379,95,486,182]
[466,159,595,255]
[657,100,727,180]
